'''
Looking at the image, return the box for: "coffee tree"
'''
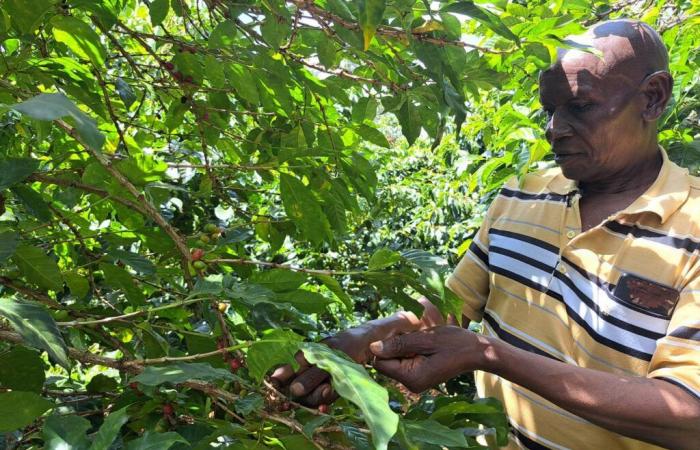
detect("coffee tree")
[0,0,698,449]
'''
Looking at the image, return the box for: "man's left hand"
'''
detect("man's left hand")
[369,325,492,393]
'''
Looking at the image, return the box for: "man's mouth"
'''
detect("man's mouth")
[553,152,582,162]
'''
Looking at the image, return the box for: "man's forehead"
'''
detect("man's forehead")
[539,56,602,98]
[539,43,640,97]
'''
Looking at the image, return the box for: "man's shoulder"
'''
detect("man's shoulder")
[501,165,568,195]
[688,173,700,192]
[680,172,700,217]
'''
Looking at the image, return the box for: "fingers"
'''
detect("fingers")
[270,351,311,386]
[372,358,404,378]
[374,355,431,393]
[299,382,339,407]
[369,331,434,359]
[289,366,329,398]
[270,364,295,386]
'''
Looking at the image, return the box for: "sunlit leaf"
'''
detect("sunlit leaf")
[51,16,108,66]
[301,343,399,450]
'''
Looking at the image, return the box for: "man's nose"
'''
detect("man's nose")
[544,111,573,143]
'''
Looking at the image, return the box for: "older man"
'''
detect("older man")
[273,20,700,449]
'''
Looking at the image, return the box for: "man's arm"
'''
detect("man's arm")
[370,324,700,449]
[485,335,700,449]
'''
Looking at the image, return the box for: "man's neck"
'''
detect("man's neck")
[578,149,663,197]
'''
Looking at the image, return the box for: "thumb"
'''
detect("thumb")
[369,332,430,359]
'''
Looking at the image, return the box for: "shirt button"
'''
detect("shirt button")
[558,263,567,274]
[566,230,576,239]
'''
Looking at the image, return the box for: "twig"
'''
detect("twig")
[213,258,362,276]
[56,296,214,327]
[29,174,148,216]
[53,119,194,288]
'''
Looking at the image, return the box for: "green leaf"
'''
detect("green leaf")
[51,16,108,66]
[247,329,303,382]
[12,93,105,151]
[125,431,188,450]
[43,414,91,450]
[116,77,137,109]
[442,1,519,43]
[397,99,421,146]
[356,124,390,148]
[314,274,353,311]
[276,289,333,314]
[0,231,19,263]
[368,248,402,270]
[234,392,264,415]
[358,0,386,50]
[301,343,399,450]
[132,362,235,386]
[107,249,156,275]
[87,373,118,393]
[12,245,63,291]
[0,391,54,432]
[64,271,90,299]
[261,13,289,48]
[0,300,71,369]
[249,268,308,292]
[279,174,333,245]
[90,407,130,450]
[209,20,238,49]
[149,0,170,26]
[4,0,52,33]
[0,158,39,191]
[402,419,469,447]
[0,346,45,392]
[11,184,52,222]
[317,38,336,68]
[100,263,145,306]
[226,64,259,105]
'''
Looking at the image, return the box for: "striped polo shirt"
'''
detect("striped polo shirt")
[446,149,700,450]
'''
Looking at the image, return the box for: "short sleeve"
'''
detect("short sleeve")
[446,181,512,322]
[647,276,700,401]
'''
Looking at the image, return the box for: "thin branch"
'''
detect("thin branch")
[29,174,148,216]
[0,277,62,309]
[56,296,213,327]
[53,119,194,288]
[212,258,362,276]
[292,0,511,54]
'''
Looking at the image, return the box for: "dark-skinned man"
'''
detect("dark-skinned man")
[272,19,700,449]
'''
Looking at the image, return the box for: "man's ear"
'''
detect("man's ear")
[640,70,673,121]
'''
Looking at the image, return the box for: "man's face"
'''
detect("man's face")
[538,50,648,183]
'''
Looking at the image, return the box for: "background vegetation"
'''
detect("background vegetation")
[0,0,698,448]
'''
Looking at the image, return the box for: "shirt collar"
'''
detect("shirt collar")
[547,147,690,223]
[617,147,690,223]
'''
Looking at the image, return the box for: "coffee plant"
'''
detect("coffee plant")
[0,0,697,448]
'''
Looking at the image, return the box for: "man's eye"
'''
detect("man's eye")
[569,103,593,113]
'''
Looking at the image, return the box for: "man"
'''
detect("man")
[272,20,700,449]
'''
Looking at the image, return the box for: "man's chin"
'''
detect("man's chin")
[557,163,586,182]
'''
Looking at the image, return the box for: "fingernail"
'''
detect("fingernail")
[369,341,383,353]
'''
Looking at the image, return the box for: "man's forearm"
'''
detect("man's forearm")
[482,337,700,449]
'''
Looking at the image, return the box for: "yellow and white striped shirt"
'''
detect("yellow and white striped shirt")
[447,149,700,449]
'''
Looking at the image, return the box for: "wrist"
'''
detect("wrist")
[475,334,505,373]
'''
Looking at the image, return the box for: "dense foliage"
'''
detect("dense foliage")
[0,0,698,449]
